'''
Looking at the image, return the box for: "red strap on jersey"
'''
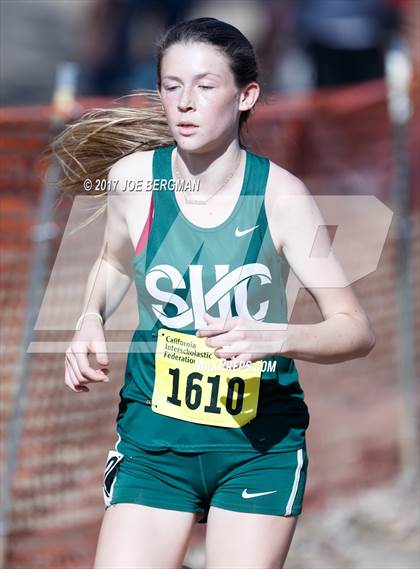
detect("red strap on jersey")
[134,193,154,256]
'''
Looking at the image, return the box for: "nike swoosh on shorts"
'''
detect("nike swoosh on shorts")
[241,489,278,499]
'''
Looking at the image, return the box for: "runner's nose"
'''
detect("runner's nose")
[178,86,195,112]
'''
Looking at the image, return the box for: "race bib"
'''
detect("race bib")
[152,328,262,428]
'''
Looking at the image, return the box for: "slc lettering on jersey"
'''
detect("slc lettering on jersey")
[145,262,272,328]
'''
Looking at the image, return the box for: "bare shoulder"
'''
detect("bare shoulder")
[266,160,309,202]
[106,148,155,227]
[265,160,314,253]
[103,149,156,269]
[108,148,154,194]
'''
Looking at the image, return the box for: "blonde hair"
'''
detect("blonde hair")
[49,91,174,232]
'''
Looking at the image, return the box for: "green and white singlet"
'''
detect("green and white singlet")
[116,144,310,453]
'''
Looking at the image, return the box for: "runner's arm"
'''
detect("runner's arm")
[267,166,376,364]
[78,155,151,326]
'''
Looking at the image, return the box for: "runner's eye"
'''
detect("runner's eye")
[164,85,179,91]
[199,85,214,90]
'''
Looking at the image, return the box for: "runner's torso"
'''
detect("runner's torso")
[116,144,310,452]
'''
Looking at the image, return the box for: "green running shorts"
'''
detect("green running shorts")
[102,433,309,523]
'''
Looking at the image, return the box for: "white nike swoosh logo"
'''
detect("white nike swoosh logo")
[235,225,259,237]
[241,489,278,499]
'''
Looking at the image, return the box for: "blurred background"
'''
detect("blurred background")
[0,1,419,568]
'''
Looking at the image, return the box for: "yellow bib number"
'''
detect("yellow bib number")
[152,328,262,428]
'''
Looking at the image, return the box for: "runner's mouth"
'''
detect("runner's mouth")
[177,123,199,131]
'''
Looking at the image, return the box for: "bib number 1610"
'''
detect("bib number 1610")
[152,328,261,427]
[167,367,245,416]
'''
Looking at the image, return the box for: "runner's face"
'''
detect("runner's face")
[158,42,242,152]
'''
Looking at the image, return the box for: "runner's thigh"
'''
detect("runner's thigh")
[206,507,298,568]
[205,447,308,568]
[94,503,198,569]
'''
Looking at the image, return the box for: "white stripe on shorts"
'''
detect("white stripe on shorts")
[114,431,122,452]
[284,448,304,516]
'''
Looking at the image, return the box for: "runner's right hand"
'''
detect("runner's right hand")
[64,316,109,393]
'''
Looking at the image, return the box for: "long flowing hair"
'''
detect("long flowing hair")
[49,91,174,231]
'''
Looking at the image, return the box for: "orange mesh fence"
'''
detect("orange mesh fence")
[0,79,418,568]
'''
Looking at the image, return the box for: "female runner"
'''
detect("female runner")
[58,17,376,569]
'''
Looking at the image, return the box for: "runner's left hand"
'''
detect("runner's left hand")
[196,312,289,364]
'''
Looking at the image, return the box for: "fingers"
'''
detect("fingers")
[92,340,109,368]
[205,330,239,349]
[70,341,109,382]
[65,364,89,393]
[229,353,255,363]
[215,346,237,359]
[197,315,238,338]
[203,312,218,323]
[220,353,258,368]
[65,343,109,393]
[200,327,246,360]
